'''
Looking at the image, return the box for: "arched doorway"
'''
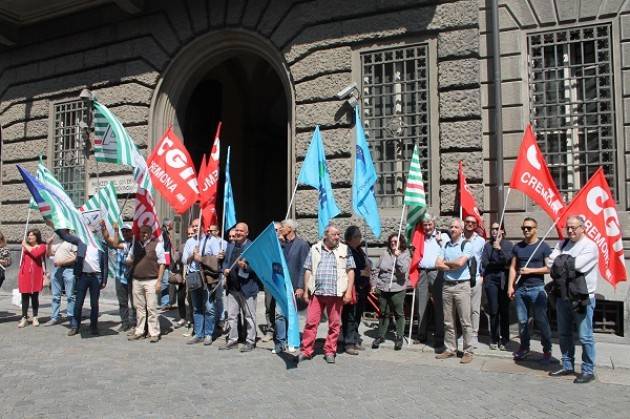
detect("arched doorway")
[150,30,294,238]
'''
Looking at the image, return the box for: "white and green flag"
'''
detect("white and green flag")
[80,181,124,239]
[403,144,427,241]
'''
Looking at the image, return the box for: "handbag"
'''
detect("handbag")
[186,271,204,291]
[200,255,221,286]
[168,272,184,285]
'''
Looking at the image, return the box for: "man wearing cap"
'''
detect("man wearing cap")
[115,224,135,332]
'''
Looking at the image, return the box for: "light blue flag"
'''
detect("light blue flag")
[223,146,237,231]
[297,126,340,236]
[241,222,300,349]
[352,106,381,237]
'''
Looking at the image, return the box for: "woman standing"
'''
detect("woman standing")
[0,231,12,289]
[372,234,410,350]
[341,225,372,355]
[18,228,46,328]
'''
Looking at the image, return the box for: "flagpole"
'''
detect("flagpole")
[388,205,406,291]
[220,148,230,247]
[407,283,416,346]
[497,187,511,228]
[285,181,298,221]
[19,208,32,266]
[514,217,560,285]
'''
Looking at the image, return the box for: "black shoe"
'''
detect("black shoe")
[67,328,79,336]
[549,368,575,377]
[372,337,384,349]
[90,328,99,336]
[574,373,595,384]
[394,337,403,351]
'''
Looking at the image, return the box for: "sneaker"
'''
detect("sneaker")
[219,341,238,351]
[460,353,473,364]
[345,345,359,355]
[499,343,508,351]
[17,317,28,328]
[489,343,498,350]
[44,318,61,327]
[240,343,254,352]
[203,336,213,346]
[187,336,203,345]
[182,330,193,337]
[127,328,137,337]
[128,333,143,341]
[435,351,456,360]
[173,319,186,329]
[272,344,286,355]
[540,351,553,364]
[149,335,160,343]
[67,328,79,336]
[371,337,385,349]
[296,353,311,363]
[394,337,403,351]
[31,317,40,327]
[324,354,336,364]
[513,347,530,361]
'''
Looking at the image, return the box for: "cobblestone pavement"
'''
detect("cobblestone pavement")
[1,294,629,419]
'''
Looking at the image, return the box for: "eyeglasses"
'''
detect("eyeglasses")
[520,226,535,232]
[566,225,582,231]
[465,220,477,225]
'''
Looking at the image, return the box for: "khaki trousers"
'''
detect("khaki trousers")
[133,278,160,337]
[442,281,473,354]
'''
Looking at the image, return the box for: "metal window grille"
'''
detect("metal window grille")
[361,44,430,208]
[528,25,617,201]
[53,100,87,206]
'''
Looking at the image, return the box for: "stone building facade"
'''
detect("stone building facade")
[0,0,628,334]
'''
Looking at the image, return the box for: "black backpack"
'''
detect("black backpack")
[461,240,477,287]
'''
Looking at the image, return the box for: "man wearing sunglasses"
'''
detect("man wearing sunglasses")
[507,217,553,363]
[547,215,599,384]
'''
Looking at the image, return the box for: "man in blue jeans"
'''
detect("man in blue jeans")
[547,215,599,384]
[507,217,553,363]
[44,231,77,327]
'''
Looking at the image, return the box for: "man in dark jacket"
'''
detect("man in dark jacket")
[480,222,513,350]
[219,222,259,352]
[275,218,310,354]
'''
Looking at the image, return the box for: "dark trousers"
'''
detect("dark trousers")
[264,291,276,334]
[176,284,187,321]
[21,292,39,318]
[377,290,406,338]
[416,270,444,346]
[72,273,101,329]
[342,289,369,345]
[483,276,510,345]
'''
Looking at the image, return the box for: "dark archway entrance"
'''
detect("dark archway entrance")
[180,52,288,237]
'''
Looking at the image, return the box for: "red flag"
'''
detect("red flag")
[408,224,425,288]
[133,187,161,240]
[198,122,222,229]
[458,161,486,238]
[509,124,565,234]
[146,127,199,214]
[558,167,627,287]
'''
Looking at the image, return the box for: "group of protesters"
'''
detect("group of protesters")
[3,209,599,384]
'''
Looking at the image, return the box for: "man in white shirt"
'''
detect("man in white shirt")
[547,215,599,384]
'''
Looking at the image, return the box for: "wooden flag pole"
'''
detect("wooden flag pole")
[407,283,417,346]
[388,205,406,291]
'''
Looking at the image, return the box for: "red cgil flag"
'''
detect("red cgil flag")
[509,124,565,235]
[558,167,627,287]
[147,126,199,214]
[133,187,161,240]
[458,161,486,238]
[198,122,222,230]
[408,224,425,288]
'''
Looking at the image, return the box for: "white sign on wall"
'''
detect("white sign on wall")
[87,175,137,196]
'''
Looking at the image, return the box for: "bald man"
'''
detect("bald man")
[220,222,260,352]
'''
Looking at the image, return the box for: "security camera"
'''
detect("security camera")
[336,82,358,100]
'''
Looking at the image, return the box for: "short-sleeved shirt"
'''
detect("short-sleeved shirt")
[512,240,552,287]
[304,245,355,296]
[440,237,473,282]
[181,235,221,273]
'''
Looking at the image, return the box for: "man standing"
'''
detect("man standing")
[298,224,355,364]
[480,222,513,350]
[435,218,474,364]
[209,224,228,333]
[463,215,485,347]
[159,218,174,311]
[548,215,599,384]
[127,225,165,343]
[275,218,309,354]
[182,223,221,345]
[44,230,77,327]
[262,222,284,342]
[220,222,259,352]
[507,217,553,362]
[115,225,135,332]
[414,214,448,351]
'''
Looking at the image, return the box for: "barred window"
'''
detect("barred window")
[53,100,87,206]
[361,44,430,208]
[528,25,617,200]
